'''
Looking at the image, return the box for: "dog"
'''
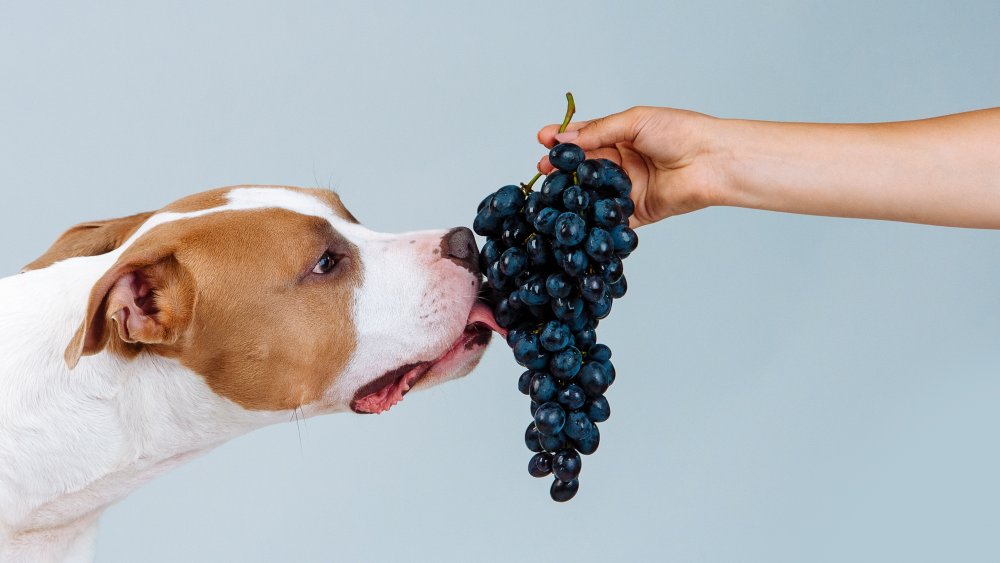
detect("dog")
[0,185,502,562]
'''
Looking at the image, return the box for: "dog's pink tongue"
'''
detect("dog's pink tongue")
[352,365,427,414]
[469,302,506,337]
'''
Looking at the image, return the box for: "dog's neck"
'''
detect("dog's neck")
[0,257,287,562]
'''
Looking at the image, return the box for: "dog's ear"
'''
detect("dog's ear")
[64,245,195,369]
[22,211,155,272]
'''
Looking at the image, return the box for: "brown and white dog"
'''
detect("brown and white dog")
[0,186,502,562]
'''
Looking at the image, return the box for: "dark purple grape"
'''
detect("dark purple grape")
[554,212,587,247]
[539,320,572,352]
[608,275,627,299]
[616,197,635,217]
[550,346,582,381]
[588,344,612,362]
[609,224,639,254]
[572,425,600,455]
[549,143,585,172]
[593,199,624,227]
[584,228,614,263]
[529,372,558,403]
[552,449,582,482]
[539,430,567,452]
[499,247,527,277]
[552,296,584,322]
[576,159,603,187]
[502,216,532,246]
[525,235,550,266]
[490,185,525,217]
[517,370,532,395]
[550,478,580,502]
[533,402,566,436]
[525,423,544,453]
[559,248,589,277]
[578,361,610,396]
[586,396,611,423]
[562,185,591,213]
[528,453,553,478]
[557,384,586,410]
[563,410,594,440]
[513,334,548,370]
[523,192,544,224]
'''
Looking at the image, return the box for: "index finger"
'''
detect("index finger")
[536,120,591,148]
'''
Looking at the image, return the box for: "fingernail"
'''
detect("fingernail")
[554,130,578,143]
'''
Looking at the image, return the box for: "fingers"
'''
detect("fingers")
[537,121,591,149]
[537,108,647,153]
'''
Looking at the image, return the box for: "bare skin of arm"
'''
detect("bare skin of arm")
[537,107,1000,229]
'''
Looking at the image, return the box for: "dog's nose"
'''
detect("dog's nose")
[443,227,479,273]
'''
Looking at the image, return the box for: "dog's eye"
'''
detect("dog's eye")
[312,252,337,275]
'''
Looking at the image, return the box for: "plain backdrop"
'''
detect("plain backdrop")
[2,1,1000,562]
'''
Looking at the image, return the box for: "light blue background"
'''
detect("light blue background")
[2,1,1000,561]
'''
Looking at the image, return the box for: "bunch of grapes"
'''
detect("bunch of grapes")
[474,94,638,502]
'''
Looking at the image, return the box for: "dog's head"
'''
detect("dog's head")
[26,186,502,414]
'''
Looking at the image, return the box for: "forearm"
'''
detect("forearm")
[713,109,1000,228]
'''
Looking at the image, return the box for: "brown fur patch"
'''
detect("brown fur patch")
[23,212,154,272]
[69,198,362,411]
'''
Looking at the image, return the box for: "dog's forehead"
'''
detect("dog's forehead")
[157,185,365,239]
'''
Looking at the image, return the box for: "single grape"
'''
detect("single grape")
[572,425,600,455]
[559,248,589,277]
[544,273,572,299]
[550,478,580,502]
[520,277,550,306]
[524,423,544,453]
[552,449,582,482]
[549,143,585,172]
[588,344,612,362]
[539,320,572,352]
[533,402,567,436]
[578,361,610,397]
[593,198,624,228]
[473,208,502,237]
[573,328,597,351]
[552,295,584,322]
[563,410,595,441]
[517,370,532,395]
[499,247,527,277]
[550,346,582,381]
[557,384,586,410]
[528,452,553,478]
[502,216,532,246]
[554,212,587,247]
[616,196,635,218]
[562,185,591,213]
[539,430,567,452]
[525,235,550,266]
[608,275,628,299]
[586,396,611,423]
[490,185,526,217]
[609,224,639,254]
[523,192,544,224]
[588,293,612,319]
[477,193,494,213]
[584,228,614,263]
[529,372,558,403]
[576,159,603,188]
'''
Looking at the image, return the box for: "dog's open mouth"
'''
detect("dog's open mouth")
[350,303,505,414]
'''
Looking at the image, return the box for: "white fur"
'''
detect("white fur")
[0,187,484,562]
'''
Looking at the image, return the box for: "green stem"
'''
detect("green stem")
[524,93,577,192]
[521,172,542,194]
[558,92,576,134]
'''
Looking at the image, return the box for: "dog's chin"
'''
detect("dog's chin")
[349,303,504,414]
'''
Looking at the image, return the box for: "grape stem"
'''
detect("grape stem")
[523,92,577,192]
[558,92,576,134]
[521,172,542,194]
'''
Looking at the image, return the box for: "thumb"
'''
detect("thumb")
[554,107,646,151]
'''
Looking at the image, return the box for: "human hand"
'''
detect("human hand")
[537,107,727,228]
